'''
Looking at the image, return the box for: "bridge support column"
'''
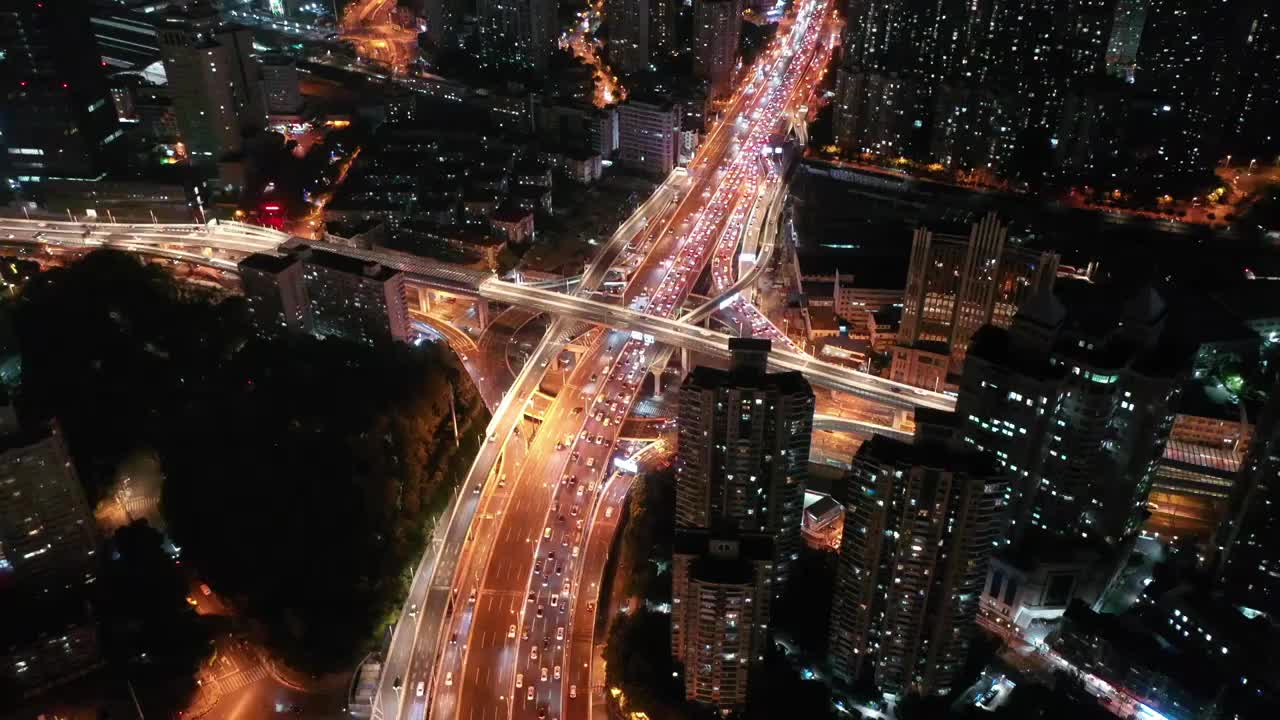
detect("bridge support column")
[411,286,432,313]
[474,299,490,331]
[651,367,662,396]
[680,346,690,375]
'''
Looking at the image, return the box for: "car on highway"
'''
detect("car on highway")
[442,673,450,688]
[530,646,538,661]
[509,624,517,638]
[536,604,544,617]
[570,684,577,698]
[554,665,561,680]
[541,667,548,682]
[556,626,564,640]
[516,673,523,688]
[527,686,535,701]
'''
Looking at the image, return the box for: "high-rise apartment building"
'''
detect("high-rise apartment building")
[617,98,682,175]
[607,0,650,73]
[693,0,742,99]
[828,436,1007,697]
[1133,0,1237,189]
[675,339,814,588]
[300,249,410,346]
[422,0,465,48]
[0,0,122,185]
[157,5,265,167]
[260,54,303,115]
[476,0,559,70]
[650,0,678,59]
[1227,2,1279,160]
[894,213,1058,378]
[0,420,97,593]
[833,1,1124,182]
[238,253,311,336]
[1106,0,1149,81]
[670,529,773,709]
[90,4,164,72]
[955,283,1181,542]
[1216,384,1280,615]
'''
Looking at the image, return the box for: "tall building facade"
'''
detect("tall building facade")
[894,213,1059,376]
[1106,0,1148,81]
[0,0,122,185]
[828,436,1007,697]
[670,530,773,709]
[650,0,678,59]
[476,0,559,70]
[0,421,97,593]
[617,98,682,175]
[1216,384,1280,615]
[607,0,651,73]
[671,340,812,709]
[955,284,1181,542]
[693,0,742,99]
[300,249,410,346]
[157,5,265,167]
[1225,1,1280,160]
[260,54,303,115]
[675,339,814,586]
[831,0,1134,185]
[238,253,311,336]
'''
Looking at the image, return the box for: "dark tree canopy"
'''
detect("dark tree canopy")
[11,251,486,671]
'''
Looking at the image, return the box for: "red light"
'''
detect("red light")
[19,81,26,87]
[61,82,68,89]
[262,204,281,212]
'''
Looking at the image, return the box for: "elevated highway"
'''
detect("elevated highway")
[478,278,954,412]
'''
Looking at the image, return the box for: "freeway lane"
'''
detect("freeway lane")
[387,138,696,720]
[442,4,847,720]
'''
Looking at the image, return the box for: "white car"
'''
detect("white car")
[527,686,535,701]
[443,672,452,687]
[556,626,564,641]
[554,666,561,680]
[508,624,517,639]
[541,667,548,682]
[570,684,577,698]
[417,681,426,696]
[516,673,524,688]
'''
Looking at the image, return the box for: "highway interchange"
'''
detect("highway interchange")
[415,3,844,720]
[0,4,924,718]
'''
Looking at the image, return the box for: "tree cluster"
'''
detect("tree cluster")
[11,250,486,672]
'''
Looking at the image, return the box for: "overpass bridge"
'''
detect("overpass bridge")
[478,278,955,412]
[0,214,953,412]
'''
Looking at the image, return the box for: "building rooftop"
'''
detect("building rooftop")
[855,435,998,477]
[804,495,842,523]
[1161,440,1242,475]
[493,205,534,223]
[684,360,813,397]
[237,252,298,275]
[297,247,400,282]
